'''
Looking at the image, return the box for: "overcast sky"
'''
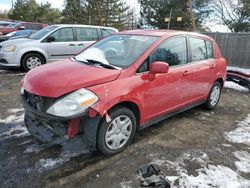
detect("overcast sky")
[0,0,229,32]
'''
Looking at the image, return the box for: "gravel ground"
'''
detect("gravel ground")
[0,69,249,188]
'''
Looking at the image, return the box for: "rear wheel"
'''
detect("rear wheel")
[21,53,45,71]
[97,107,136,155]
[204,81,222,110]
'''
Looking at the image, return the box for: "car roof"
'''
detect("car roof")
[53,24,118,32]
[119,29,214,41]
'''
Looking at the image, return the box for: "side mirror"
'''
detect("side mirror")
[149,61,169,74]
[47,36,55,42]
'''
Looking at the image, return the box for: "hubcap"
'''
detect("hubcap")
[210,85,220,106]
[105,115,132,150]
[26,56,42,69]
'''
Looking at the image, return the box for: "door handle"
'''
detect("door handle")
[78,43,84,46]
[210,64,216,68]
[183,71,190,76]
[69,44,76,46]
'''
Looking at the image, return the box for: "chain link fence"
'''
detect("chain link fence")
[204,32,250,68]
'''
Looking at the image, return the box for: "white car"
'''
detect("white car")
[0,24,118,71]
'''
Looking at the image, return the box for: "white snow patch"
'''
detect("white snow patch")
[38,158,65,170]
[0,123,29,139]
[225,114,250,146]
[227,66,250,75]
[224,81,248,92]
[176,165,250,188]
[234,151,250,174]
[24,144,44,154]
[120,181,132,188]
[0,113,29,140]
[7,108,24,113]
[0,113,24,124]
[36,150,88,172]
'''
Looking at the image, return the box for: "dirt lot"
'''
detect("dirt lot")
[0,69,250,188]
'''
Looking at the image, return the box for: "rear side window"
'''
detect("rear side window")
[101,28,116,37]
[190,38,206,61]
[206,41,214,59]
[149,37,187,66]
[50,28,74,42]
[76,27,99,41]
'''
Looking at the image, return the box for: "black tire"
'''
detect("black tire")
[21,53,45,71]
[97,107,136,155]
[204,81,222,110]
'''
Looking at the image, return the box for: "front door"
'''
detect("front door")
[46,27,78,61]
[139,36,192,122]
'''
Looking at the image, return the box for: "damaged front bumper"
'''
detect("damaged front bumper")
[21,91,102,150]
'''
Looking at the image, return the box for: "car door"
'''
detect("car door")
[46,27,77,61]
[138,36,193,122]
[188,37,215,103]
[74,27,99,54]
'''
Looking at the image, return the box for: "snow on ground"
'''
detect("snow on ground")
[177,165,250,188]
[147,114,250,187]
[234,151,250,174]
[7,108,24,113]
[227,66,250,75]
[0,108,28,139]
[36,150,89,172]
[225,114,250,146]
[224,81,249,92]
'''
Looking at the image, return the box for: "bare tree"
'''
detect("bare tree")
[210,0,250,32]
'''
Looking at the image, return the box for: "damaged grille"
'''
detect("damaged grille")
[23,90,55,112]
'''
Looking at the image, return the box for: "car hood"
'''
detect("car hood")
[1,38,33,46]
[22,59,121,98]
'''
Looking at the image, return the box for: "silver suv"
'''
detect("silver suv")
[0,24,118,71]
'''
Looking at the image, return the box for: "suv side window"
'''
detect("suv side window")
[76,27,99,41]
[190,38,207,61]
[50,28,74,42]
[101,28,116,37]
[205,40,214,59]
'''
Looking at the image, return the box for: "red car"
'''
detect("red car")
[21,30,227,155]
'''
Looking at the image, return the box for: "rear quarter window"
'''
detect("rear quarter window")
[206,41,214,59]
[101,28,116,37]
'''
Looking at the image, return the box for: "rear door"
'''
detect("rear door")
[46,27,77,61]
[188,37,216,103]
[139,36,193,122]
[74,27,99,54]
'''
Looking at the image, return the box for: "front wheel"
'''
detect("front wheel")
[204,81,222,110]
[97,107,136,155]
[21,53,45,71]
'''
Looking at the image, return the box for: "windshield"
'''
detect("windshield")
[29,26,58,40]
[75,34,159,69]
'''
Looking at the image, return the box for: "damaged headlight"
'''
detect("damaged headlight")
[47,88,98,118]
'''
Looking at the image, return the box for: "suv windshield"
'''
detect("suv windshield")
[29,26,58,40]
[75,34,159,69]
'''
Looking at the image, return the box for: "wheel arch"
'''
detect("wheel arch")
[21,51,47,66]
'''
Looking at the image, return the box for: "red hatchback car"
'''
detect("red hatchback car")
[21,30,227,155]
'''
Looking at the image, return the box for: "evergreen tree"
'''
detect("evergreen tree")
[139,0,211,31]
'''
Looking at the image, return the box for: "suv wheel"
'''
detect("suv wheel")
[97,107,136,155]
[22,53,45,71]
[204,81,222,110]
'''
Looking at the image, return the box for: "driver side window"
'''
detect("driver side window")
[137,37,187,73]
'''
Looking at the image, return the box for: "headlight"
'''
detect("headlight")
[2,45,17,52]
[47,88,98,117]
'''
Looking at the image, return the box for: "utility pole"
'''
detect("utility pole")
[188,0,196,31]
[167,8,173,30]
